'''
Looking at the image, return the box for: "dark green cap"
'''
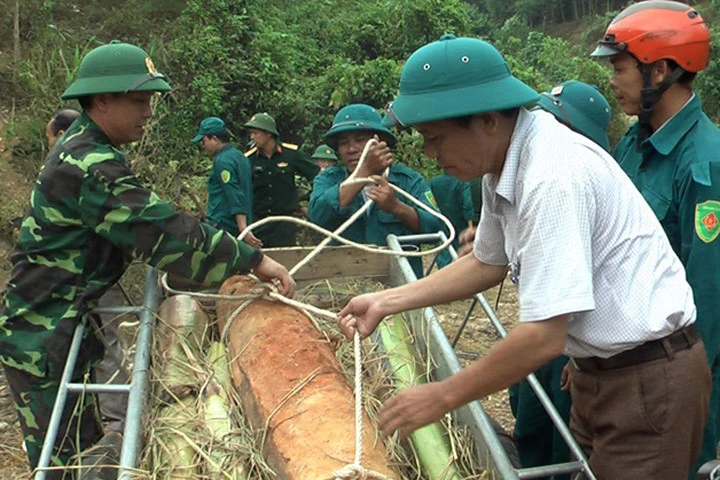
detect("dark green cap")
[535,81,611,151]
[311,144,338,161]
[385,35,539,127]
[192,117,227,143]
[324,104,397,148]
[62,41,171,100]
[244,112,279,136]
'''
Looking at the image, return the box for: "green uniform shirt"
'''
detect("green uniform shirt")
[429,174,473,249]
[207,143,253,236]
[0,114,262,375]
[613,94,720,361]
[308,164,446,277]
[245,142,319,218]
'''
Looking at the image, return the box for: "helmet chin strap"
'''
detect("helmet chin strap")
[636,63,686,152]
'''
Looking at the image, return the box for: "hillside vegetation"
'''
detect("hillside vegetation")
[0,0,719,241]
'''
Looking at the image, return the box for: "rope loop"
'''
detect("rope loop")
[163,137,458,479]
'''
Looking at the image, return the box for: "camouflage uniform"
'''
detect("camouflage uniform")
[0,114,262,474]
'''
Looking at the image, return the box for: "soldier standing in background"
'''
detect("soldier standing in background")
[593,2,720,475]
[192,116,262,247]
[243,112,319,247]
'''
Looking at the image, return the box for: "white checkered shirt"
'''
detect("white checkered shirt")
[474,109,696,358]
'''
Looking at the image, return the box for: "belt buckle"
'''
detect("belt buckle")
[570,357,582,371]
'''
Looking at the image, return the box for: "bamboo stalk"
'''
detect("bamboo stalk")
[155,397,198,480]
[203,343,248,479]
[378,315,463,480]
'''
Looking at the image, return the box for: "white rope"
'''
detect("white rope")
[238,138,456,270]
[166,138,458,478]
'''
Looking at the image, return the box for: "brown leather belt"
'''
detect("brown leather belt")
[572,324,700,373]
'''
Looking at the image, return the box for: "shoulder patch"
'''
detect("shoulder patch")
[221,170,232,184]
[244,146,258,156]
[281,142,298,151]
[695,200,720,243]
[424,190,439,210]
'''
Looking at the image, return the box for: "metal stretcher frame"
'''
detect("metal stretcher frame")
[34,267,162,480]
[385,232,597,480]
[36,231,597,480]
[699,460,720,480]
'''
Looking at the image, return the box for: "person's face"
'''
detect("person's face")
[414,115,506,181]
[314,159,334,172]
[609,52,644,116]
[200,135,221,156]
[98,91,154,146]
[45,120,59,148]
[249,128,274,150]
[336,131,374,172]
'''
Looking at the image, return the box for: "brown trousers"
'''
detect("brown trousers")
[570,341,711,480]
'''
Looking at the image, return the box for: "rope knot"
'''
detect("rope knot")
[333,463,388,480]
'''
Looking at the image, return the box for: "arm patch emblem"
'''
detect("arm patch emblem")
[695,200,720,243]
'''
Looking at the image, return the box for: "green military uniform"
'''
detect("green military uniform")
[0,43,262,475]
[469,177,483,224]
[309,164,444,278]
[244,142,319,247]
[206,144,253,237]
[613,93,720,470]
[429,174,474,268]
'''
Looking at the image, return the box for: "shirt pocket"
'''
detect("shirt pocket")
[642,187,671,223]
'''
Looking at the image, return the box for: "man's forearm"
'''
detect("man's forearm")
[441,317,568,411]
[235,214,248,233]
[392,202,422,232]
[380,254,506,314]
[339,183,365,206]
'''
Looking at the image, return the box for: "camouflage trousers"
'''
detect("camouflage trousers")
[2,343,104,480]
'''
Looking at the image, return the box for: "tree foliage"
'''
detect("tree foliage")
[1,0,718,221]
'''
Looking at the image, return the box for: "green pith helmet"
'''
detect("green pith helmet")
[61,41,171,100]
[192,117,228,143]
[311,144,338,161]
[243,112,279,137]
[385,34,540,127]
[324,104,397,148]
[536,81,611,151]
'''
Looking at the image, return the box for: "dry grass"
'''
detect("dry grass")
[134,278,501,479]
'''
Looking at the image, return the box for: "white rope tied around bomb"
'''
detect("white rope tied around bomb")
[164,138,456,479]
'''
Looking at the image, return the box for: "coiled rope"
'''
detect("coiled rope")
[163,138,455,479]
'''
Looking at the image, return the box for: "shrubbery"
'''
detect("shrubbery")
[1,0,717,232]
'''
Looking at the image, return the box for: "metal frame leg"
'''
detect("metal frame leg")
[34,267,161,480]
[387,233,597,480]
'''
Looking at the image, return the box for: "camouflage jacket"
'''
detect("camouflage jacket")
[0,114,262,375]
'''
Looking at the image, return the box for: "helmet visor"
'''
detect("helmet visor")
[590,42,625,57]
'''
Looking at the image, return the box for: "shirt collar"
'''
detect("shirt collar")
[646,93,701,155]
[495,108,533,205]
[217,143,233,155]
[260,141,282,159]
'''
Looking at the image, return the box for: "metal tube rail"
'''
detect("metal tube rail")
[67,384,132,394]
[387,232,597,480]
[118,267,161,480]
[34,323,86,480]
[34,267,162,480]
[385,234,520,479]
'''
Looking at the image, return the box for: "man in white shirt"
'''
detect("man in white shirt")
[338,35,710,479]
